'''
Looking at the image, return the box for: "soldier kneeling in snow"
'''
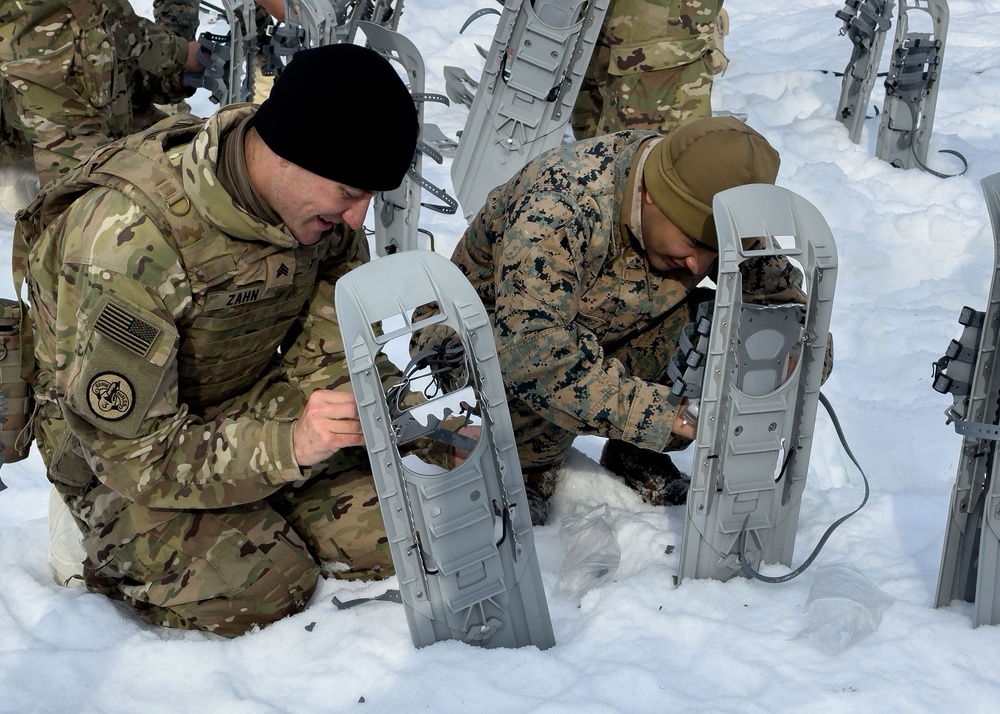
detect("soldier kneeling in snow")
[20,44,418,636]
[430,116,823,524]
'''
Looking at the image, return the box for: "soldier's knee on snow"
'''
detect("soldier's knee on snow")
[131,548,322,638]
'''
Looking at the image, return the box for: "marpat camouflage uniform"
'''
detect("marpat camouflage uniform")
[572,0,727,139]
[20,105,392,636]
[154,0,201,41]
[444,131,807,472]
[0,0,193,185]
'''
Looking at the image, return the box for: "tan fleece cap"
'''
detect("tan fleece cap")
[643,116,780,249]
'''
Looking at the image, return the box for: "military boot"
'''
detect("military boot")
[599,439,690,506]
[521,463,561,526]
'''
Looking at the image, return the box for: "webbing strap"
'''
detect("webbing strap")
[837,0,891,50]
[884,36,968,178]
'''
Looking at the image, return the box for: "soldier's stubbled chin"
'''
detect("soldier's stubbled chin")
[647,257,718,279]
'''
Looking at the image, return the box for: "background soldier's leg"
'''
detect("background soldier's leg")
[506,397,578,524]
[78,484,320,637]
[602,56,715,135]
[272,447,394,581]
[571,41,610,140]
[153,0,201,40]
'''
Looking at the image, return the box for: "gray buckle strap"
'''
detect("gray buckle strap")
[932,306,984,400]
[666,304,713,405]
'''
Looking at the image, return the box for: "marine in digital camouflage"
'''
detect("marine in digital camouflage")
[0,0,194,185]
[20,105,392,636]
[154,0,201,40]
[440,130,808,474]
[572,0,727,139]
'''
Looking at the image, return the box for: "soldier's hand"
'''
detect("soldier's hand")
[184,41,205,74]
[256,0,286,21]
[671,402,697,440]
[452,424,482,466]
[293,389,366,466]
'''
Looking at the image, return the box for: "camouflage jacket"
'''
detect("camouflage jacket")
[601,0,724,74]
[451,130,805,451]
[0,0,191,184]
[23,105,368,510]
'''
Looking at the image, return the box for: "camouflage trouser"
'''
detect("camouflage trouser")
[153,0,200,40]
[0,80,32,169]
[513,288,713,472]
[68,446,391,637]
[571,50,717,140]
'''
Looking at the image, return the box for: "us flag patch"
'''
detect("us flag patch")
[95,301,159,357]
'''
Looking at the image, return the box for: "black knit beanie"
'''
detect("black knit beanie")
[252,44,418,192]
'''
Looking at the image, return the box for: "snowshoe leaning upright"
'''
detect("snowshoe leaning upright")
[448,0,610,220]
[335,249,554,649]
[835,0,895,144]
[187,0,257,105]
[875,0,951,173]
[361,22,457,256]
[672,184,838,584]
[932,172,1000,626]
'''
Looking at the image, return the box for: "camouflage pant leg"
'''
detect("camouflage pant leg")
[571,41,610,140]
[270,446,394,581]
[79,486,321,637]
[0,81,32,169]
[598,54,715,135]
[153,0,201,40]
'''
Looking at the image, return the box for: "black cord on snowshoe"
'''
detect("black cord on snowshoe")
[737,391,870,583]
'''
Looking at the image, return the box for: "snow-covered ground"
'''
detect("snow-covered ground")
[3,1,1000,711]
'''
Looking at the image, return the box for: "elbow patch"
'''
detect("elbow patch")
[68,296,178,438]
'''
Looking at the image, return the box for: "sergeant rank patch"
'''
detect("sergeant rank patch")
[87,372,135,421]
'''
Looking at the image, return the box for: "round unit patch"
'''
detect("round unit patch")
[87,372,135,421]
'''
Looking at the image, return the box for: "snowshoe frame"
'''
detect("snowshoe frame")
[675,184,838,583]
[335,250,554,649]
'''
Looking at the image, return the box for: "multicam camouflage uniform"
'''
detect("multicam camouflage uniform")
[154,0,201,40]
[0,0,193,185]
[446,130,806,476]
[572,0,727,139]
[19,105,391,636]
